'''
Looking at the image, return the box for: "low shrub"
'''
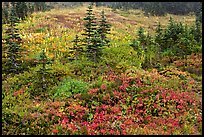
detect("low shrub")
[101,45,144,72]
[69,58,109,82]
[53,77,89,99]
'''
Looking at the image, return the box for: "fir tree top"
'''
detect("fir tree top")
[82,4,97,45]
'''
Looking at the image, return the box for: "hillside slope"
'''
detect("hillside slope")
[2,4,202,135]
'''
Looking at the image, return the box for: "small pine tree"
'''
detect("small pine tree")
[137,27,146,49]
[195,3,202,23]
[155,22,164,53]
[70,34,83,60]
[143,29,158,69]
[27,2,35,14]
[91,31,103,63]
[2,5,23,75]
[194,19,202,43]
[10,2,18,21]
[146,28,153,46]
[34,2,41,12]
[34,49,52,97]
[82,4,97,45]
[162,17,178,52]
[40,2,47,11]
[97,10,111,47]
[34,2,47,12]
[165,17,177,41]
[155,22,163,43]
[82,4,98,61]
[15,2,28,20]
[2,2,10,24]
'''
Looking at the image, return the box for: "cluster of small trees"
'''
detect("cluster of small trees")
[2,3,111,96]
[70,4,111,63]
[2,2,51,79]
[2,2,51,24]
[2,4,24,76]
[130,17,202,69]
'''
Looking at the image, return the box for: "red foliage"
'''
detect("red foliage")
[26,71,201,135]
[53,129,58,133]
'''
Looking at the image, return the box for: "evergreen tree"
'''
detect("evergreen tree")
[155,22,163,43]
[27,2,35,14]
[2,2,10,24]
[146,27,152,45]
[10,2,17,18]
[40,2,47,11]
[143,29,157,69]
[194,19,202,43]
[70,34,83,60]
[82,4,98,61]
[137,27,146,49]
[155,22,163,52]
[91,31,103,63]
[97,10,111,47]
[162,17,177,51]
[195,2,202,23]
[15,2,28,20]
[82,4,97,45]
[34,2,47,12]
[2,6,23,75]
[34,2,41,12]
[34,49,52,97]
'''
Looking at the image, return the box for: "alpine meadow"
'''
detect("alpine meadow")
[2,2,202,135]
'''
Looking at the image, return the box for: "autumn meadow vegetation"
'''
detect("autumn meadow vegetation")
[2,2,202,135]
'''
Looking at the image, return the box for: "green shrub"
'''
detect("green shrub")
[53,77,89,98]
[2,89,32,135]
[89,75,113,90]
[35,27,48,33]
[2,70,34,94]
[101,45,143,72]
[27,61,72,98]
[69,57,108,82]
[3,61,72,99]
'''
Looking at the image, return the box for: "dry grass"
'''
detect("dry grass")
[33,5,196,35]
